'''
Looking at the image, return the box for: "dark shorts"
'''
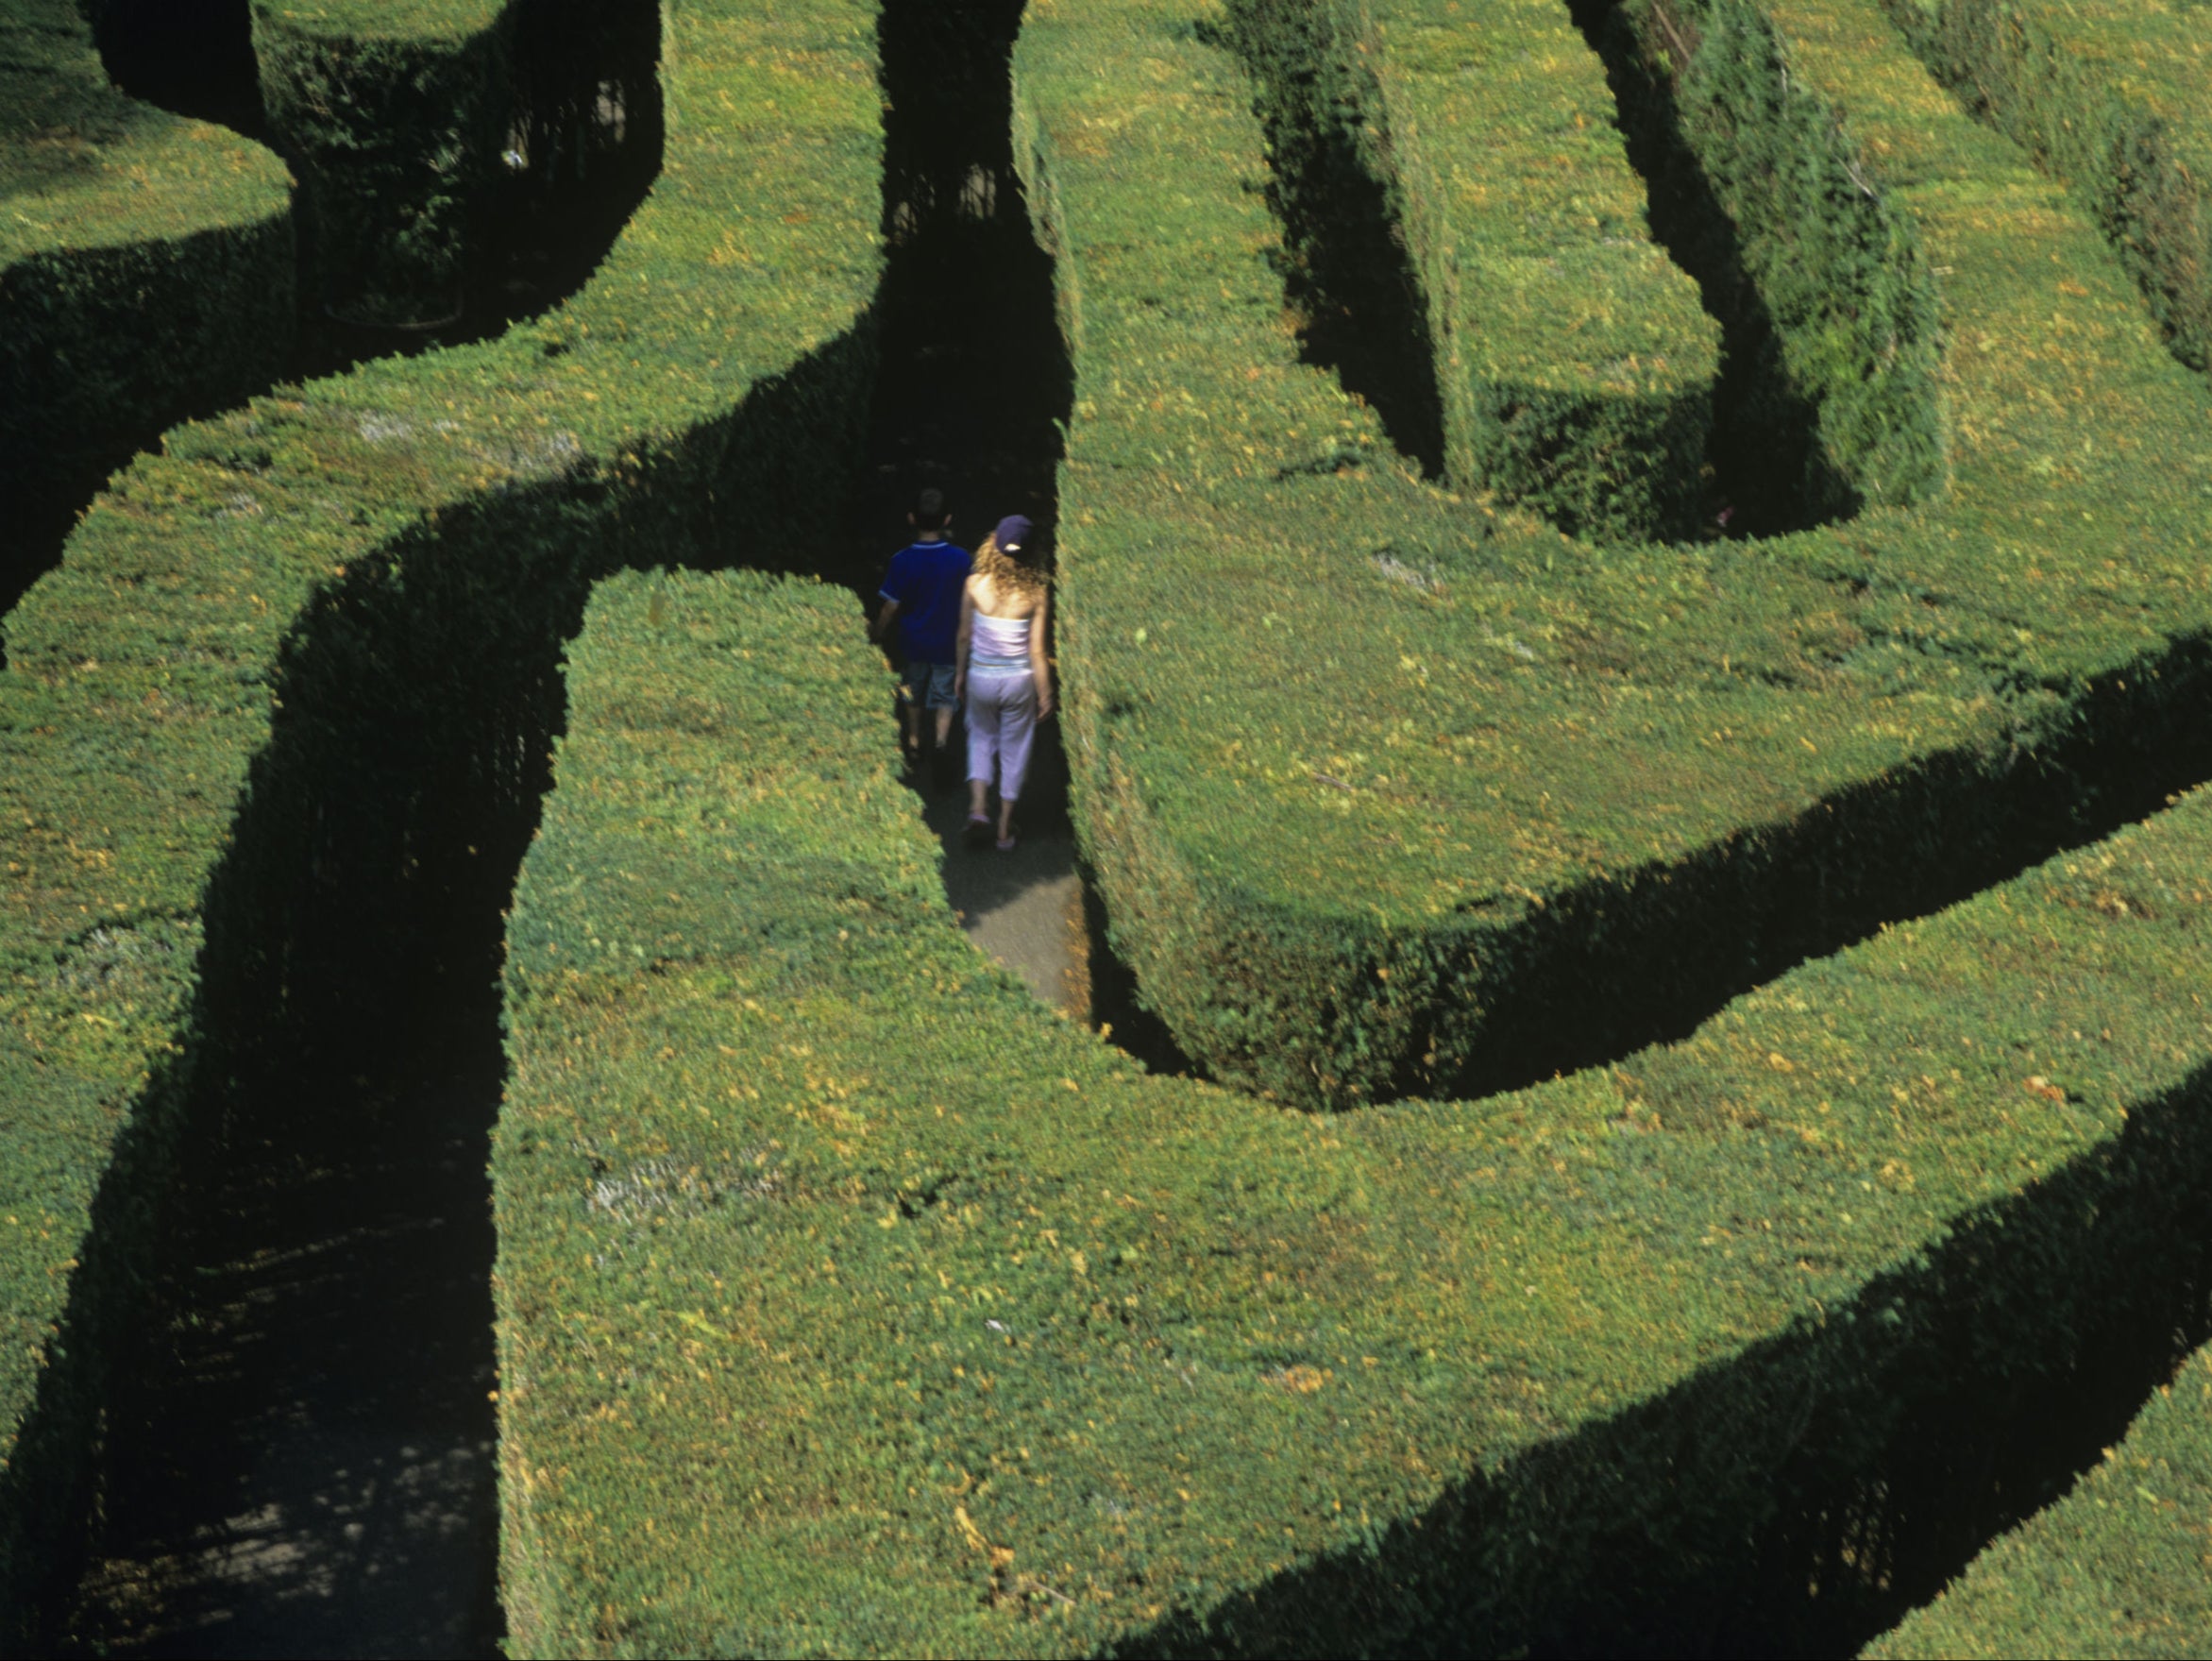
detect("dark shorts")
[902,659,958,711]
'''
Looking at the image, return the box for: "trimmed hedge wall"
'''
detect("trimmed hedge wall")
[0,0,880,1639]
[1882,0,2212,377]
[497,565,2212,1653]
[1016,0,2212,1109]
[252,0,517,325]
[1869,1340,2212,1656]
[1226,0,1720,543]
[1,0,295,578]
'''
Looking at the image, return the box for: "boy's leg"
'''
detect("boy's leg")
[927,665,960,788]
[898,661,927,763]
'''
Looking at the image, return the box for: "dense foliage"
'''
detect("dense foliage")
[1,0,294,569]
[1022,0,2212,1110]
[251,0,516,324]
[498,564,2212,1653]
[1883,0,2212,377]
[0,0,879,1636]
[1872,1342,2212,1658]
[1228,0,1721,541]
[10,0,2212,1648]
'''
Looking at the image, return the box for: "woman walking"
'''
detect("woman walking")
[955,515,1053,851]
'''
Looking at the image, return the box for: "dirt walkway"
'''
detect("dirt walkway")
[911,754,1089,1014]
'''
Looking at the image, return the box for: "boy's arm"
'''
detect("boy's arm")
[870,596,899,644]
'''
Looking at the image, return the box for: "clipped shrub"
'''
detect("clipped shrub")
[497,564,2212,1653]
[1,0,294,594]
[1229,0,1722,542]
[252,0,518,325]
[0,0,881,1638]
[1882,0,2212,376]
[1870,1343,2212,1657]
[1015,0,2212,1109]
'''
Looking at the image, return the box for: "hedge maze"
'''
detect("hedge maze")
[2,0,294,605]
[8,0,2212,1652]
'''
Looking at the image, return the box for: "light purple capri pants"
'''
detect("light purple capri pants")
[966,669,1038,802]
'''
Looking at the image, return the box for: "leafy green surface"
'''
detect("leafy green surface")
[1,0,295,510]
[0,0,880,1636]
[0,0,291,258]
[1018,0,2212,1107]
[1873,1344,2212,1658]
[1882,0,2212,375]
[497,563,2212,1653]
[1229,0,1721,540]
[251,0,520,322]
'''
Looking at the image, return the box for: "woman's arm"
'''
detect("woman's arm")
[1031,590,1054,718]
[954,581,976,699]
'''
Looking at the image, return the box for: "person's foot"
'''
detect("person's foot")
[996,823,1018,853]
[963,814,992,850]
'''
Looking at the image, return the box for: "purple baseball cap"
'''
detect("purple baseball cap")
[992,514,1033,552]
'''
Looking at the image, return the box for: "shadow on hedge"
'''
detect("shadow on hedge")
[1130,1057,2212,1658]
[10,319,877,1652]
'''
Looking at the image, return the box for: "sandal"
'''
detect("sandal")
[996,827,1018,853]
[963,814,992,849]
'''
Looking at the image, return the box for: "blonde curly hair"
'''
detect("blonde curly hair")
[973,527,1048,597]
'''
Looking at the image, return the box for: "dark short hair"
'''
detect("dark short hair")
[912,487,948,531]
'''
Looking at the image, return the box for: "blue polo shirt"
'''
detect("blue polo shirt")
[880,539,971,664]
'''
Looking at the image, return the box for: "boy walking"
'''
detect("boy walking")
[871,488,971,781]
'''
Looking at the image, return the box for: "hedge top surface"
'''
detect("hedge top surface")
[1,0,293,262]
[0,0,877,1503]
[249,0,512,45]
[1988,0,2212,141]
[1364,0,1720,400]
[1016,0,2212,1101]
[496,562,2212,1654]
[1870,1344,2212,1658]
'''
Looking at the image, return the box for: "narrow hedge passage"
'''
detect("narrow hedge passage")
[1023,0,2212,1110]
[0,0,882,1639]
[498,566,2212,1653]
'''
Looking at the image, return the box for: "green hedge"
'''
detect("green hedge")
[252,0,518,325]
[497,563,2212,1653]
[1228,0,1721,542]
[1882,0,2212,377]
[0,0,880,1639]
[1,0,295,576]
[1016,0,2212,1110]
[1869,1341,2212,1656]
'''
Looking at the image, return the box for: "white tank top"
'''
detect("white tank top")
[971,611,1032,672]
